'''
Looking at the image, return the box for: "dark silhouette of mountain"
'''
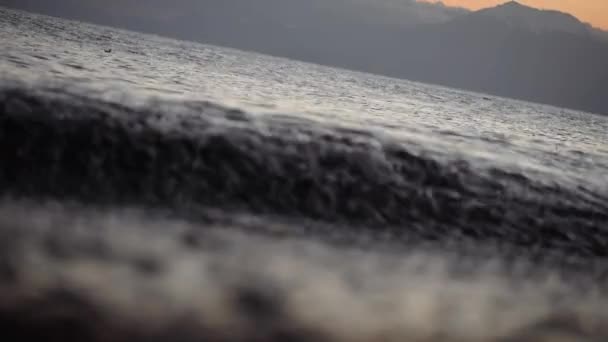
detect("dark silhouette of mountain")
[386,1,608,114]
[475,1,592,35]
[1,0,607,114]
[593,28,608,42]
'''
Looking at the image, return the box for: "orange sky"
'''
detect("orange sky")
[422,0,608,29]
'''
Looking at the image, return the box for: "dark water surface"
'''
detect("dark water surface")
[1,7,608,342]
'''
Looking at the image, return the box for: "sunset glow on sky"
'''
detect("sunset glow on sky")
[421,0,608,29]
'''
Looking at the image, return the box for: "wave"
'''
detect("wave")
[2,80,608,341]
[1,82,607,259]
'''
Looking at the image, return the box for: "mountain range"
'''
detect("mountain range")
[2,0,607,114]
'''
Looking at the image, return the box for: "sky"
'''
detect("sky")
[421,0,608,29]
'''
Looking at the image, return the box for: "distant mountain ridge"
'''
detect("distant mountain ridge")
[591,28,608,42]
[477,1,596,34]
[389,2,608,114]
[1,0,607,114]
